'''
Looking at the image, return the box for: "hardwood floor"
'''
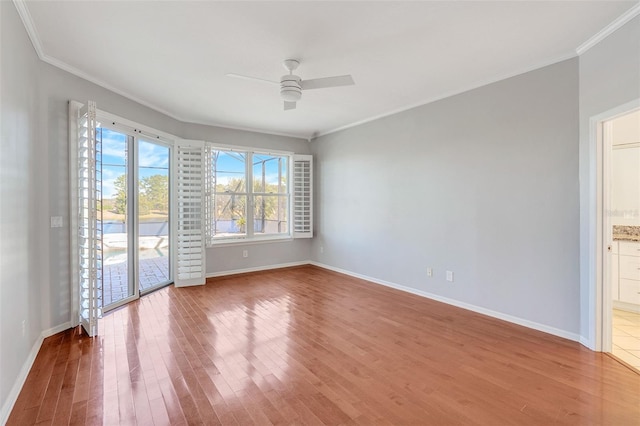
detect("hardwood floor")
[7,265,640,425]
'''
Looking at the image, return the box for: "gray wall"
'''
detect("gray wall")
[0,1,47,416]
[578,16,640,339]
[312,58,580,334]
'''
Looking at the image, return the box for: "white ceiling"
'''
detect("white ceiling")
[18,1,638,139]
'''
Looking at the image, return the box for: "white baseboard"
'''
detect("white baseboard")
[0,321,71,425]
[206,261,310,279]
[310,261,581,343]
[613,300,640,314]
[579,335,594,350]
[43,321,72,338]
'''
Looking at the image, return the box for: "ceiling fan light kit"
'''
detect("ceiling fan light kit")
[227,59,355,111]
[280,75,302,102]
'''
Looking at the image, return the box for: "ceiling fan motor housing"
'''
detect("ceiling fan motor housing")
[280,75,302,102]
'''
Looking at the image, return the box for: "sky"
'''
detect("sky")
[99,127,169,199]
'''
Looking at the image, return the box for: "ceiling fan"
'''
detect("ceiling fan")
[226,59,355,111]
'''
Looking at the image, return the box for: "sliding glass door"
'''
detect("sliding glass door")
[100,127,171,311]
[101,128,135,308]
[138,139,170,293]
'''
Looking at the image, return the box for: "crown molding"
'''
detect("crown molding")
[180,118,311,141]
[313,51,577,140]
[13,0,639,143]
[11,0,311,141]
[576,2,640,55]
[12,0,44,58]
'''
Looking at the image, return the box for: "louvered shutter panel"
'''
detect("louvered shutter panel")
[174,140,207,287]
[292,154,313,238]
[203,144,213,248]
[75,101,102,336]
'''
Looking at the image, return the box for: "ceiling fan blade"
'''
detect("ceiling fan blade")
[284,101,297,111]
[301,75,355,90]
[226,73,279,85]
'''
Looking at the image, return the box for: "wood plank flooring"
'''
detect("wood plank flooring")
[7,265,640,425]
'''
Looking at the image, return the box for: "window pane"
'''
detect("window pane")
[138,140,170,292]
[99,128,132,308]
[100,128,127,167]
[252,154,287,194]
[214,194,247,237]
[214,150,246,192]
[253,195,288,235]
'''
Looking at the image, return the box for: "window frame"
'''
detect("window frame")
[207,143,294,245]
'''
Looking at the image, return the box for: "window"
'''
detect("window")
[252,153,288,236]
[207,146,311,243]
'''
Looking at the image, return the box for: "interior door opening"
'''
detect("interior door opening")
[605,109,640,371]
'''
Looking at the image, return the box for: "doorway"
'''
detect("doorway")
[597,106,640,368]
[606,109,640,369]
[99,126,172,311]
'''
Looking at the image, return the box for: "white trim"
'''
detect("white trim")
[13,0,639,142]
[602,119,614,353]
[576,3,640,55]
[206,261,309,278]
[182,118,309,141]
[313,51,576,139]
[207,141,293,156]
[11,0,579,143]
[68,101,81,328]
[210,236,294,247]
[43,322,72,338]
[309,261,581,343]
[12,0,44,58]
[0,336,44,425]
[97,111,177,144]
[12,2,309,141]
[579,336,591,348]
[0,322,71,425]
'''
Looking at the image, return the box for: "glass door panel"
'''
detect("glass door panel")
[138,140,170,293]
[100,128,135,308]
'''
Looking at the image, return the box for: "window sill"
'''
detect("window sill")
[208,235,294,248]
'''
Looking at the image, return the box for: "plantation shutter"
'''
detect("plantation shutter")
[70,101,103,337]
[204,144,213,248]
[292,154,313,238]
[173,140,207,287]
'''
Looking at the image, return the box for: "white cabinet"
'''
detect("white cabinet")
[614,241,640,308]
[611,146,640,226]
[620,279,640,305]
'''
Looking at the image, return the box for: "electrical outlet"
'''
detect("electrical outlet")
[22,320,26,337]
[320,246,324,254]
[242,250,248,258]
[50,216,63,228]
[446,271,454,282]
[427,268,433,277]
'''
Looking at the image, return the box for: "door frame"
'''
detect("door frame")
[590,99,640,352]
